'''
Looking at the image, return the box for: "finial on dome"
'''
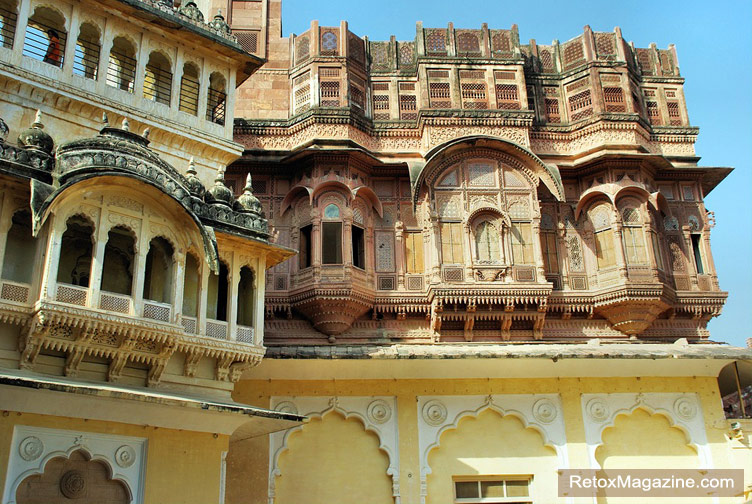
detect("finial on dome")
[122,118,130,131]
[33,110,43,128]
[215,166,226,182]
[187,156,196,174]
[244,172,253,192]
[102,111,109,125]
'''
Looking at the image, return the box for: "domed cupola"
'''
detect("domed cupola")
[185,157,206,198]
[209,9,231,35]
[206,167,234,206]
[18,110,54,155]
[235,173,264,216]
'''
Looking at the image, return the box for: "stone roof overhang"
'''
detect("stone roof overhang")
[103,0,264,86]
[409,135,566,208]
[0,369,304,436]
[247,343,752,381]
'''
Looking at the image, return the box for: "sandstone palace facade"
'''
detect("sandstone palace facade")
[0,0,749,503]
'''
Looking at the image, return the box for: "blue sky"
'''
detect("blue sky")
[281,0,752,348]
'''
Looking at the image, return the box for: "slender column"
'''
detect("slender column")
[39,221,63,300]
[88,220,110,309]
[133,32,148,99]
[62,6,79,78]
[611,210,628,277]
[253,255,267,345]
[0,194,13,275]
[198,259,210,335]
[311,218,321,280]
[463,221,473,280]
[171,253,185,324]
[10,0,31,67]
[532,218,546,282]
[428,214,441,283]
[171,48,184,113]
[228,252,240,341]
[395,220,405,289]
[132,225,149,316]
[96,17,111,95]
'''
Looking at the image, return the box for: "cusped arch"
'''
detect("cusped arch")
[575,189,615,220]
[310,180,351,205]
[12,446,132,504]
[593,406,699,470]
[422,402,565,477]
[467,206,510,228]
[411,135,565,207]
[352,186,383,218]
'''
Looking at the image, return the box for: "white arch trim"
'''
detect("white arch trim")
[3,425,146,504]
[417,394,569,504]
[268,396,400,504]
[580,393,712,471]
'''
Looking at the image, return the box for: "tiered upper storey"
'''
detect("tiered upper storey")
[228,7,730,347]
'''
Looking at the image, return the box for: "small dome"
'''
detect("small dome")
[235,173,263,215]
[206,167,233,206]
[209,9,230,35]
[18,110,54,155]
[185,157,205,198]
[179,1,204,22]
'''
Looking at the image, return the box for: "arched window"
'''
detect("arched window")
[143,237,174,303]
[2,210,36,284]
[23,6,66,67]
[182,253,200,320]
[73,22,100,79]
[207,72,226,125]
[144,51,172,105]
[0,0,18,49]
[475,220,501,262]
[100,226,136,296]
[106,36,136,92]
[236,266,254,327]
[207,260,229,322]
[590,204,616,269]
[621,206,647,265]
[322,203,342,264]
[179,62,200,115]
[57,215,94,287]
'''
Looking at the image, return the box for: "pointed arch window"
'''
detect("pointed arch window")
[100,226,136,296]
[23,6,67,67]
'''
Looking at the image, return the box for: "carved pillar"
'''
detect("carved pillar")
[311,218,321,280]
[642,211,660,281]
[172,252,186,324]
[611,210,628,277]
[531,218,545,282]
[198,260,210,335]
[10,0,31,67]
[96,16,112,96]
[0,195,14,277]
[557,224,568,289]
[132,224,149,317]
[62,6,79,78]
[463,221,473,280]
[395,220,405,288]
[134,34,150,99]
[702,221,718,288]
[228,252,239,341]
[681,225,697,288]
[428,213,441,283]
[254,255,267,345]
[38,221,62,301]
[88,222,110,309]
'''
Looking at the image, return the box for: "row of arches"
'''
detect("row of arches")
[0,210,255,337]
[4,2,228,124]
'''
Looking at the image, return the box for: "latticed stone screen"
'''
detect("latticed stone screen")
[456,31,481,55]
[460,70,487,109]
[399,81,417,120]
[235,30,259,54]
[320,68,341,107]
[292,71,310,115]
[428,70,451,108]
[595,32,616,59]
[491,30,513,58]
[562,38,585,70]
[425,29,446,55]
[398,41,415,68]
[372,81,390,120]
[603,87,625,112]
[349,75,366,110]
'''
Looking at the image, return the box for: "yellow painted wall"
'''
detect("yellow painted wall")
[426,409,560,504]
[0,411,228,504]
[274,412,393,504]
[229,376,747,504]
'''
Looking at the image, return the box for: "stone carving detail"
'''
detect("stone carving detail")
[669,239,686,272]
[375,231,395,272]
[586,397,610,422]
[422,399,448,426]
[18,436,43,461]
[532,398,558,424]
[367,399,392,424]
[60,470,86,499]
[687,214,701,231]
[673,397,697,421]
[115,445,136,468]
[275,401,299,415]
[436,194,462,218]
[664,215,679,231]
[567,235,584,272]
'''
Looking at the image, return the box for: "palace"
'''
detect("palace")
[0,0,749,503]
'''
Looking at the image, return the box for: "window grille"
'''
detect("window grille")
[23,13,67,67]
[372,82,390,120]
[603,86,625,112]
[179,68,200,115]
[73,26,100,80]
[429,82,451,108]
[495,84,519,110]
[144,56,173,106]
[207,87,226,125]
[0,3,17,49]
[399,82,417,120]
[645,100,661,125]
[568,89,593,121]
[425,29,446,55]
[320,80,340,107]
[106,44,136,92]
